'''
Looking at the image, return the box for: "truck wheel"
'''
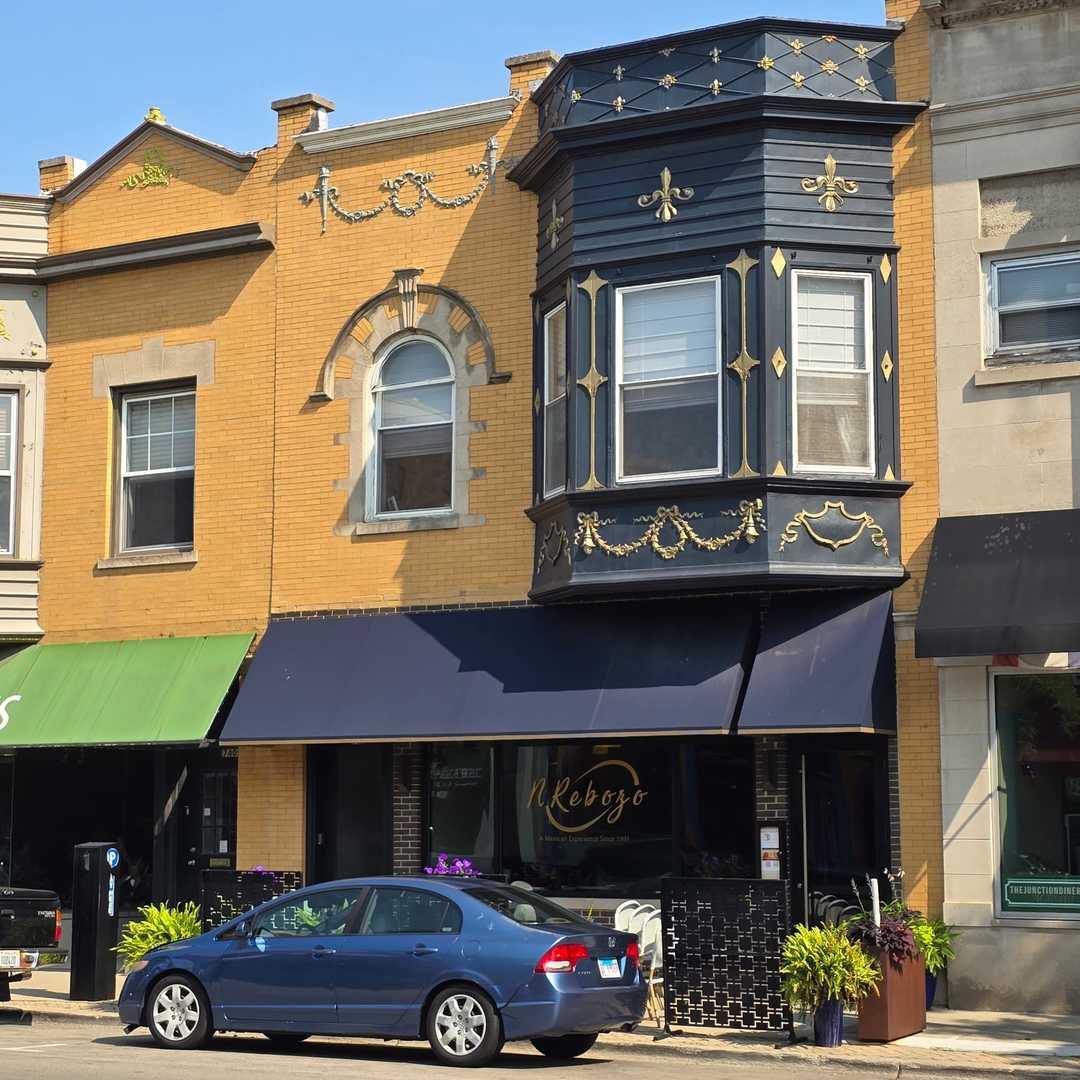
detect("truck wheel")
[147,974,212,1050]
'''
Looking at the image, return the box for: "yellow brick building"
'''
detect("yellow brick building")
[2,16,947,954]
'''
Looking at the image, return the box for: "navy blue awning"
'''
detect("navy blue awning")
[221,601,754,744]
[736,591,895,735]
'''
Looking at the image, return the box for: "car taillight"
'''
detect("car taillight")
[535,942,590,974]
[54,910,62,944]
[625,941,639,965]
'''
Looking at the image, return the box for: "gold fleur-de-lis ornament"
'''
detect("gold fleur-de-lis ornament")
[637,167,694,223]
[801,154,859,212]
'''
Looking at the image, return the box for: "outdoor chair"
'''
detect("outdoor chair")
[627,904,657,936]
[639,910,664,1025]
[614,900,640,932]
[509,880,534,891]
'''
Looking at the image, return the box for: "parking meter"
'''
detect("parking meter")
[70,842,122,1001]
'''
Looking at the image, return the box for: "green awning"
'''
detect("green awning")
[0,634,254,748]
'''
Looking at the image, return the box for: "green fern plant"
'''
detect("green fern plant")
[911,917,957,975]
[114,902,202,972]
[780,923,880,1013]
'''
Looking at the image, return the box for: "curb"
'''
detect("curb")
[16,1005,119,1025]
[594,1031,1080,1077]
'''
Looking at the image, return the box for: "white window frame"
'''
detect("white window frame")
[0,390,18,557]
[614,275,724,485]
[369,336,456,522]
[989,667,1080,924]
[790,269,876,478]
[119,387,196,554]
[986,248,1080,357]
[543,302,567,498]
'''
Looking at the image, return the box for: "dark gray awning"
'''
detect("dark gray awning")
[916,510,1080,658]
[221,600,753,744]
[737,591,895,735]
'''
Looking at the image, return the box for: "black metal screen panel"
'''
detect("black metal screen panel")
[662,877,790,1032]
[199,870,303,931]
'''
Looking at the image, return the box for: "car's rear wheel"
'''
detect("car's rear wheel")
[531,1033,599,1059]
[426,984,502,1067]
[147,974,212,1050]
[264,1033,311,1048]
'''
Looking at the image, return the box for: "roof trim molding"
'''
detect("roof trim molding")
[35,221,274,281]
[295,95,521,154]
[52,121,257,204]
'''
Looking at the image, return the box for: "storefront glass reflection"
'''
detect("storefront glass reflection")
[428,737,755,896]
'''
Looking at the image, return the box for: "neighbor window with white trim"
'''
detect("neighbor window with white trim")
[0,392,17,555]
[616,277,722,481]
[989,250,1080,356]
[792,271,874,475]
[121,389,195,552]
[543,303,568,497]
[373,338,454,517]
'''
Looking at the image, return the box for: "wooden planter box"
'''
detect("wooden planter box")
[858,950,926,1042]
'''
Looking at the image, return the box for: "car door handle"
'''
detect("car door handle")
[311,946,337,959]
[412,945,439,957]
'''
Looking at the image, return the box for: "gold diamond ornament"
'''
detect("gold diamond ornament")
[770,247,786,277]
[881,351,894,381]
[771,347,787,378]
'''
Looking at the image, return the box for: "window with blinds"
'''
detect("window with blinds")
[990,250,1080,354]
[543,304,567,496]
[0,393,17,555]
[121,388,195,551]
[792,272,874,474]
[617,277,722,480]
[373,338,454,516]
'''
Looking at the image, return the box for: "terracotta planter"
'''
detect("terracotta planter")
[857,950,926,1042]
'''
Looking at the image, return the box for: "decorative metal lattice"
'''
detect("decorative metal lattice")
[199,870,303,931]
[662,878,791,1032]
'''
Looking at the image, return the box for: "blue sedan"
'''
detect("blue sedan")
[119,878,647,1066]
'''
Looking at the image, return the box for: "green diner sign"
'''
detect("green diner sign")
[1004,878,1080,912]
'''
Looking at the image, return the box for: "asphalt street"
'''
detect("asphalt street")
[0,1019,974,1080]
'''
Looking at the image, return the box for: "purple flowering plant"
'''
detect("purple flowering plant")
[424,853,480,877]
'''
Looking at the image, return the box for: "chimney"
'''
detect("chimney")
[271,93,336,145]
[39,155,86,194]
[504,50,560,99]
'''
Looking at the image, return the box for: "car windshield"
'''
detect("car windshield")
[465,886,592,928]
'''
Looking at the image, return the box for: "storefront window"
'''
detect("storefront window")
[996,674,1080,914]
[426,737,756,896]
[428,744,496,873]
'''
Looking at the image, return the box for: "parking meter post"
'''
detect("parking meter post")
[70,842,122,1002]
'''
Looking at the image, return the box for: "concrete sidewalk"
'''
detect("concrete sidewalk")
[9,970,1080,1075]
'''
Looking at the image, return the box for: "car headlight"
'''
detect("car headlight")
[128,959,150,974]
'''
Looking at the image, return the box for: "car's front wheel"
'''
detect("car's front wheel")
[426,984,502,1067]
[147,974,212,1050]
[531,1033,599,1059]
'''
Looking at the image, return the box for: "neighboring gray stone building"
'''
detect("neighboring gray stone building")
[916,0,1080,1013]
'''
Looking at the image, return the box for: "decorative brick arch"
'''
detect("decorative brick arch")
[319,269,502,537]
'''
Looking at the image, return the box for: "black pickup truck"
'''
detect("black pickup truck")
[0,887,63,1001]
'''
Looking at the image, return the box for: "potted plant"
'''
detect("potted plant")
[780,923,880,1047]
[114,901,202,972]
[845,894,925,1042]
[912,917,957,1009]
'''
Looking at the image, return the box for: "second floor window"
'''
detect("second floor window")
[616,277,722,482]
[0,392,16,555]
[121,389,195,552]
[989,250,1080,356]
[373,338,454,517]
[792,271,874,476]
[543,303,567,496]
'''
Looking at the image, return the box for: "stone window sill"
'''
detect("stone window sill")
[975,354,1080,387]
[352,513,483,538]
[95,549,198,571]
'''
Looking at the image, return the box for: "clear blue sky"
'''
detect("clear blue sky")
[1,0,886,195]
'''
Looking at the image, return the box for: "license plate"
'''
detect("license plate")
[0,951,19,969]
[597,957,621,980]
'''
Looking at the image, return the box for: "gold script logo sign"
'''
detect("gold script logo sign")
[528,759,648,834]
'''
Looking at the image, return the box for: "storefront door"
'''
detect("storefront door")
[0,753,11,885]
[307,746,392,884]
[789,736,891,923]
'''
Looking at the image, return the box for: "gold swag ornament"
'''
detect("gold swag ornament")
[575,500,764,561]
[778,500,888,557]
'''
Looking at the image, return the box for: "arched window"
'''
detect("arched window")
[372,337,455,517]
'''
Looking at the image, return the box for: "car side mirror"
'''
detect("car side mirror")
[232,918,252,939]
